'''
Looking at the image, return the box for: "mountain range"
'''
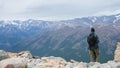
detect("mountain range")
[0,14,120,63]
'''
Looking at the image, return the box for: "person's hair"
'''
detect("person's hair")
[91,27,95,32]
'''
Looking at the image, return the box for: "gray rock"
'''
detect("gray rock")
[107,61,120,68]
[17,51,33,59]
[0,58,28,68]
[87,62,100,68]
[0,50,9,60]
[1,49,120,68]
[114,42,120,62]
[27,59,42,68]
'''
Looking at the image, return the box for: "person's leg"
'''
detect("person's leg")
[95,48,100,62]
[90,50,95,62]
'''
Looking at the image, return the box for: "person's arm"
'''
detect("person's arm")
[87,36,90,49]
[87,35,90,44]
[96,35,99,44]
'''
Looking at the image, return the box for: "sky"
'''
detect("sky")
[0,0,120,21]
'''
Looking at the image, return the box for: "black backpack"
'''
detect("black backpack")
[87,33,97,46]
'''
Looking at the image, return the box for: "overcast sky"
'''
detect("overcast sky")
[0,0,120,20]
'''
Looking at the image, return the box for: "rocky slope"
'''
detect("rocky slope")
[0,42,120,68]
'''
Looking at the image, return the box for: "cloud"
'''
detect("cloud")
[93,9,120,16]
[0,0,120,20]
[0,0,33,13]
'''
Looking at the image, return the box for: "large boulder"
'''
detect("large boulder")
[114,42,120,62]
[8,52,17,58]
[17,51,33,59]
[0,50,9,61]
[1,43,120,68]
[0,58,28,68]
[28,56,67,68]
[88,61,120,68]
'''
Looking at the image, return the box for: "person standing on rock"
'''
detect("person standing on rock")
[87,27,100,62]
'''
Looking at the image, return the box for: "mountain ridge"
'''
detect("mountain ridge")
[1,13,120,63]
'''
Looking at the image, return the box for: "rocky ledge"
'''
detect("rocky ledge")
[0,43,120,68]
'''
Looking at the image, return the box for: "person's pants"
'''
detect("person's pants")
[89,48,99,62]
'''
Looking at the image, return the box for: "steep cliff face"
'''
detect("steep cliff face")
[0,42,120,68]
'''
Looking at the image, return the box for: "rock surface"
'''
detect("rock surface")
[0,50,9,60]
[17,51,33,59]
[0,58,27,68]
[0,42,120,68]
[114,42,120,62]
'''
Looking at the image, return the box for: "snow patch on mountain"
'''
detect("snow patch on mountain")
[113,14,120,23]
[0,13,120,30]
[91,17,97,23]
